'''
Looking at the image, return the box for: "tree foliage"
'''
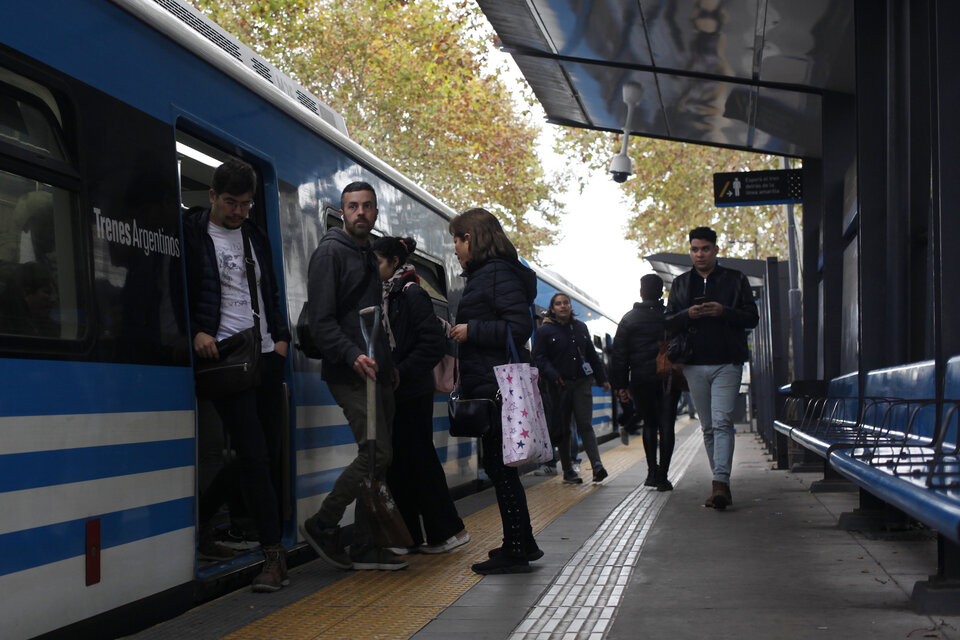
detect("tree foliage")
[190,0,565,260]
[556,129,798,261]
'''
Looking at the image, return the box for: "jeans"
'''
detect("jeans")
[551,376,602,474]
[683,364,743,484]
[315,380,395,550]
[210,351,286,546]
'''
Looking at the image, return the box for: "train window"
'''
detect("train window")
[0,71,68,163]
[324,206,341,230]
[0,67,84,343]
[408,252,447,303]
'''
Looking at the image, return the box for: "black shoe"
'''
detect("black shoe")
[487,545,544,562]
[299,516,352,570]
[643,466,658,487]
[562,472,583,484]
[656,479,673,491]
[593,466,609,483]
[472,554,531,575]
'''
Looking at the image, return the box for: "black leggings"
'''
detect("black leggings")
[481,420,534,557]
[631,380,680,477]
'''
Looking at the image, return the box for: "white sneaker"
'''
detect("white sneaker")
[533,465,558,476]
[385,546,415,555]
[421,530,470,554]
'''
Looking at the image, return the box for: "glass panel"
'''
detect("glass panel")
[0,85,67,162]
[0,171,82,339]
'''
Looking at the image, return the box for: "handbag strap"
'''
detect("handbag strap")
[450,323,521,395]
[505,325,520,363]
[241,228,261,343]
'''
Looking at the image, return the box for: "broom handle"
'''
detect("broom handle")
[359,306,379,479]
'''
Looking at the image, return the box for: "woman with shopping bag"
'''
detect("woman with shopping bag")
[448,208,541,575]
[373,236,470,555]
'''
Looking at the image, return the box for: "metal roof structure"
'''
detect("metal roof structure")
[644,252,767,289]
[476,0,854,158]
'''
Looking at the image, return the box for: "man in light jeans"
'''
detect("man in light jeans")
[665,227,758,510]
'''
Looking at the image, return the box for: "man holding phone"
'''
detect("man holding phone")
[665,227,758,510]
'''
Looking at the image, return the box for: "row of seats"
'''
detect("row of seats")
[773,356,960,613]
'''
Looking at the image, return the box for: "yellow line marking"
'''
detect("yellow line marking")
[225,441,654,640]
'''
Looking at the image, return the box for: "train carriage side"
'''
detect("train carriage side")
[0,1,476,638]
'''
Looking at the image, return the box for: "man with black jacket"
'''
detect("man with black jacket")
[184,158,291,592]
[665,227,758,510]
[611,274,677,492]
[299,182,406,571]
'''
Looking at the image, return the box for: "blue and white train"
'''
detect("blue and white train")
[0,1,618,638]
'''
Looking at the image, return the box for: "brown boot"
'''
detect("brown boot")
[252,544,286,592]
[711,481,730,510]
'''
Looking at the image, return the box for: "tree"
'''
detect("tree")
[556,129,798,261]
[191,0,566,260]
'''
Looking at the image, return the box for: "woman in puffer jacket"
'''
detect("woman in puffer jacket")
[448,208,539,574]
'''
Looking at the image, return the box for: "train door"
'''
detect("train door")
[175,128,292,575]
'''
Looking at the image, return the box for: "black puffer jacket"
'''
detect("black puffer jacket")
[307,227,393,384]
[454,257,537,398]
[182,208,291,345]
[610,300,665,387]
[664,264,759,365]
[532,317,608,385]
[385,271,444,397]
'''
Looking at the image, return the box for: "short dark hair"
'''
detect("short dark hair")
[212,159,256,196]
[689,226,717,245]
[372,236,417,268]
[341,181,377,209]
[640,274,663,301]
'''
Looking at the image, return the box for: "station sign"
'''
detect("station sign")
[713,169,802,207]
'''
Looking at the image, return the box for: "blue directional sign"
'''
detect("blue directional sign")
[713,169,803,207]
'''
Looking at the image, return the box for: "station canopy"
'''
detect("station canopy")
[475,0,855,158]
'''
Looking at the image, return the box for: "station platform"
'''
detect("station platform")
[127,418,960,639]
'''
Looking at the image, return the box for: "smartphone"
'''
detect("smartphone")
[693,296,706,305]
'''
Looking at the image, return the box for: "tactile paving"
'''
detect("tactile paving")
[225,442,651,640]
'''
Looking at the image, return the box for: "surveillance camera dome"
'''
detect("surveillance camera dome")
[609,152,632,183]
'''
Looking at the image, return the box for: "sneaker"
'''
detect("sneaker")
[488,544,544,562]
[619,427,629,445]
[300,516,352,570]
[592,466,609,483]
[472,553,531,575]
[385,546,418,555]
[251,545,286,592]
[198,526,236,561]
[421,529,470,554]
[533,465,558,476]
[217,524,260,551]
[562,472,583,484]
[656,479,674,492]
[351,547,409,571]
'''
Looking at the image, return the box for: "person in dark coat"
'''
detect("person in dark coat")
[373,236,469,555]
[183,159,291,592]
[533,292,611,484]
[665,226,759,510]
[611,274,679,491]
[448,207,539,574]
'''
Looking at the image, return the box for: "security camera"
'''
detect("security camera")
[609,82,642,183]
[609,151,632,183]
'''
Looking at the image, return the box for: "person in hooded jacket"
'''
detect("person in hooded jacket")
[532,292,611,484]
[448,208,540,575]
[611,274,679,492]
[373,236,469,555]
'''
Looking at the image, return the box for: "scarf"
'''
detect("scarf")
[381,264,419,349]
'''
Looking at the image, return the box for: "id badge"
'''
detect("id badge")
[582,362,593,375]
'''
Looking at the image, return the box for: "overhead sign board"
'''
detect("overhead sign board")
[713,169,802,207]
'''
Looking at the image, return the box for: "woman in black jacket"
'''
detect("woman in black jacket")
[533,292,611,484]
[374,236,468,555]
[449,208,539,574]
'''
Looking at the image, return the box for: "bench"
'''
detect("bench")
[773,357,960,613]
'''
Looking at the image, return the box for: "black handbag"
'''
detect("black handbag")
[194,230,262,399]
[447,332,513,438]
[295,300,323,359]
[667,328,695,364]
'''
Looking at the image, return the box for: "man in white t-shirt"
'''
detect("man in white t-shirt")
[184,159,291,592]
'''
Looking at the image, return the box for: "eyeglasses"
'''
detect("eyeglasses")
[219,196,255,211]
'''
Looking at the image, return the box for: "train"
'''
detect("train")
[0,1,619,638]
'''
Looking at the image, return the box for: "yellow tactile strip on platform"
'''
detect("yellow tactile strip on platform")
[225,443,647,640]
